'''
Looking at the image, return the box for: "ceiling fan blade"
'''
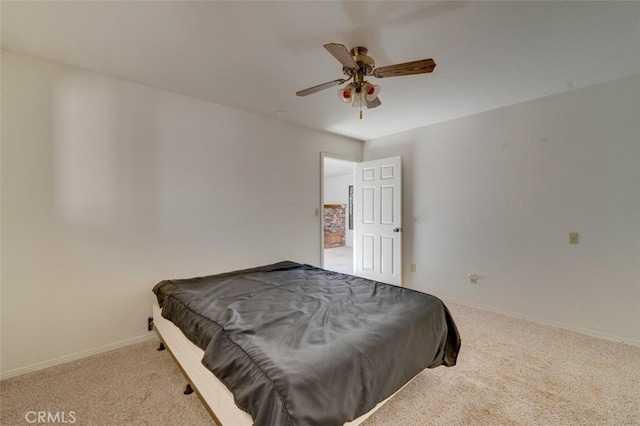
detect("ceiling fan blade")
[324,43,358,69]
[373,58,436,78]
[296,79,347,97]
[366,97,381,109]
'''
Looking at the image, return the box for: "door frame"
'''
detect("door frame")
[320,152,359,269]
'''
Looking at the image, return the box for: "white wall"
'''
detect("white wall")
[0,51,362,376]
[323,173,354,246]
[365,75,640,345]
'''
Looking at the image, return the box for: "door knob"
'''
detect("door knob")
[393,228,402,233]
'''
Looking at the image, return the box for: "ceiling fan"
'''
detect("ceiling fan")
[296,43,436,119]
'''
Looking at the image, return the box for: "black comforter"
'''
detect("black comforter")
[153,261,460,426]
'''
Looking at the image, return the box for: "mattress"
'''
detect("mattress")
[153,261,460,426]
[153,301,418,426]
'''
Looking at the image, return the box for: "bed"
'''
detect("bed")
[152,261,460,426]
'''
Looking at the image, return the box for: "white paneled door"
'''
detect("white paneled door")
[354,157,402,286]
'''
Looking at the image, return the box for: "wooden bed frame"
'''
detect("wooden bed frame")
[152,301,414,425]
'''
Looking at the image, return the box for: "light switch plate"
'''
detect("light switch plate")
[569,232,579,244]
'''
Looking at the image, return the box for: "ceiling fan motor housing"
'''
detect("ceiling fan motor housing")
[340,46,375,82]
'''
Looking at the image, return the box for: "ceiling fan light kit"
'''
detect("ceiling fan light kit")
[296,43,436,119]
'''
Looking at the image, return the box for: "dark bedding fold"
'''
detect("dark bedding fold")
[153,261,461,426]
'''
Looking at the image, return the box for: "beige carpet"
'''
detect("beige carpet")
[2,302,639,426]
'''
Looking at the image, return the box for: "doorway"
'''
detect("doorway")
[321,154,356,275]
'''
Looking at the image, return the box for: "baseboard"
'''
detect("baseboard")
[437,294,640,348]
[1,333,158,381]
[3,298,637,380]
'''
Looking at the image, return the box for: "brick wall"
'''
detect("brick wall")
[323,205,346,248]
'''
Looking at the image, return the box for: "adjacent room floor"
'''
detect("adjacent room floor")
[324,245,353,275]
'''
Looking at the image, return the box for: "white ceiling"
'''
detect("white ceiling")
[2,1,639,141]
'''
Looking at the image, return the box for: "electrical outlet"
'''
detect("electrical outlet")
[469,274,478,284]
[410,264,416,272]
[147,317,154,331]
